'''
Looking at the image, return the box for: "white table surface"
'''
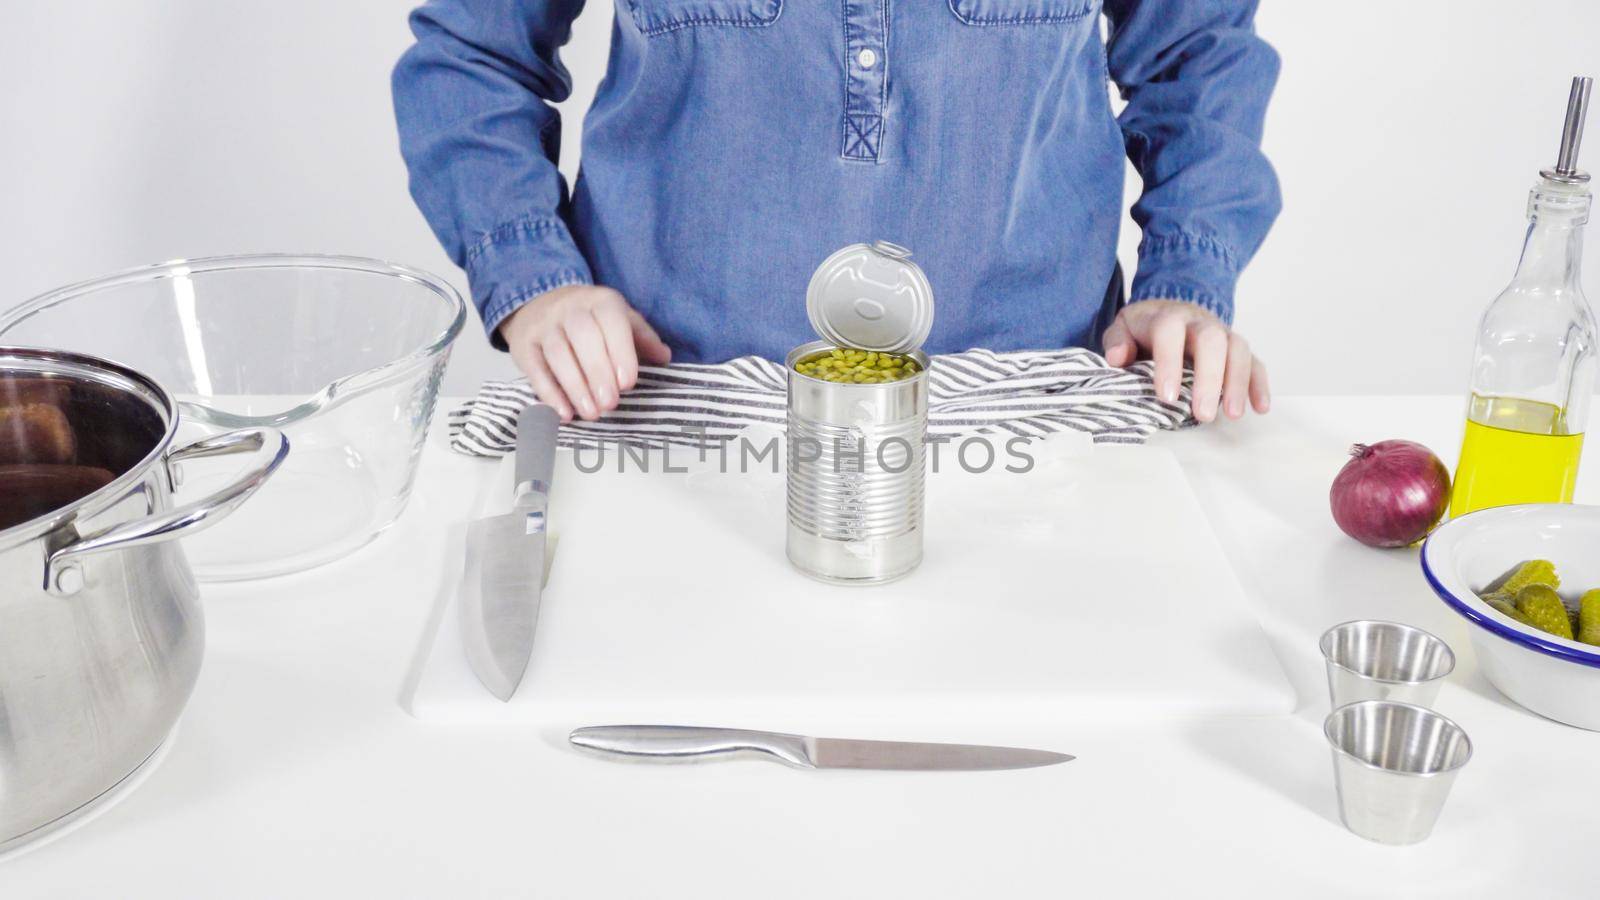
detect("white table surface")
[4,396,1596,898]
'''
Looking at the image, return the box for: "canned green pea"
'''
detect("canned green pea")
[793,348,921,384]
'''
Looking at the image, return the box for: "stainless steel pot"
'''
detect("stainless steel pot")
[0,347,287,850]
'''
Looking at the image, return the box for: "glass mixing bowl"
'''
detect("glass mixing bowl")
[0,254,466,580]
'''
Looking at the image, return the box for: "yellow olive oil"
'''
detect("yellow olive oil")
[1450,395,1584,517]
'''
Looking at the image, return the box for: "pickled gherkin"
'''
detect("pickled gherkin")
[1485,594,1532,626]
[1580,590,1600,646]
[1484,559,1560,603]
[1475,560,1600,645]
[794,347,921,384]
[1515,584,1575,640]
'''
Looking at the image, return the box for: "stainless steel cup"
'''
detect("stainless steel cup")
[1319,620,1456,709]
[1324,700,1472,845]
[785,341,929,584]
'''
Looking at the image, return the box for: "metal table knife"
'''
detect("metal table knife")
[569,725,1074,771]
[459,403,561,701]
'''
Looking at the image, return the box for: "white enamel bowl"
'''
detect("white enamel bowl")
[1421,503,1600,730]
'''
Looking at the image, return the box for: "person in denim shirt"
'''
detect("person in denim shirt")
[393,0,1280,424]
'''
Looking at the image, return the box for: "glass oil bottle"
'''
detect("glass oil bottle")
[1452,77,1596,516]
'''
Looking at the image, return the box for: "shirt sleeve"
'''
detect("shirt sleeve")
[392,0,594,348]
[1103,0,1282,324]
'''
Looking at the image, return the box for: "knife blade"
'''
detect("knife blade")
[459,403,561,701]
[568,725,1074,771]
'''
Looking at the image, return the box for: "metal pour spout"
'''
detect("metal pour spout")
[1544,75,1593,184]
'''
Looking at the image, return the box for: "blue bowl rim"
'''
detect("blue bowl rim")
[1420,509,1600,670]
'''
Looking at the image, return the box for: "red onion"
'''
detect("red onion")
[1330,440,1451,548]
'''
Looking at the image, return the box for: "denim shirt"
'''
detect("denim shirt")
[393,0,1280,361]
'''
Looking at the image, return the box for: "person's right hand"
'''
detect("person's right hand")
[498,284,672,422]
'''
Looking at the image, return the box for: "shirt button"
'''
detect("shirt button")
[856,47,878,70]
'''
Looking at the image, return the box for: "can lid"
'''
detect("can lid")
[805,241,934,353]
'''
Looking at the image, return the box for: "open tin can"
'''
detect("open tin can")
[786,241,934,584]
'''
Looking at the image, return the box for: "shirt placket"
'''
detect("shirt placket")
[841,0,888,163]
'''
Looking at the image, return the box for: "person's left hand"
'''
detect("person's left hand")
[1101,299,1271,423]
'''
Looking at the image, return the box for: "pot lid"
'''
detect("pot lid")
[805,241,934,353]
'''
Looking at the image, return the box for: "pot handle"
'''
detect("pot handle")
[43,428,290,595]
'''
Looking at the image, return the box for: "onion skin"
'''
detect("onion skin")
[1330,440,1452,548]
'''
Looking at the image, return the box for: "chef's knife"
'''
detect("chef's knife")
[568,726,1074,771]
[459,403,561,702]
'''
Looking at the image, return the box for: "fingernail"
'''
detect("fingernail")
[598,388,615,407]
[1229,399,1244,418]
[578,399,595,419]
[1161,384,1178,404]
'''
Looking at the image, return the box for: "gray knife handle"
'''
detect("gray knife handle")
[569,726,814,768]
[515,404,561,497]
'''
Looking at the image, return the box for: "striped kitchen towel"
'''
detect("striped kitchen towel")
[447,348,1194,456]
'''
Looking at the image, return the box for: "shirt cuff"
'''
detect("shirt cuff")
[464,214,595,350]
[1127,232,1241,324]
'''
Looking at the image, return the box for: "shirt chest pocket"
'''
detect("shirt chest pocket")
[948,0,1096,26]
[626,0,783,37]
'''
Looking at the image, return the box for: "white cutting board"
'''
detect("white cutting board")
[404,430,1293,728]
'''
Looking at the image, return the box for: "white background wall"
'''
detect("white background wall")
[2,1,1597,396]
